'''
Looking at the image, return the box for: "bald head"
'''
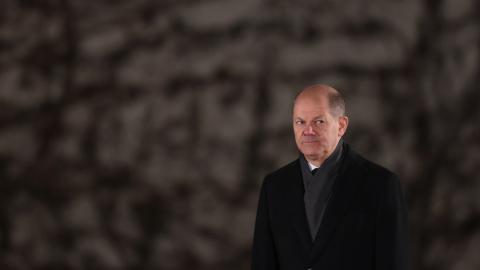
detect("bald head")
[294,84,346,117]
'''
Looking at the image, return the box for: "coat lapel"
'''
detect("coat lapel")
[286,159,313,250]
[309,146,366,262]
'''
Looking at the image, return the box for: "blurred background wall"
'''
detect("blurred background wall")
[1,0,480,269]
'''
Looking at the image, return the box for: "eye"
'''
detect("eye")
[314,119,325,125]
[295,120,304,125]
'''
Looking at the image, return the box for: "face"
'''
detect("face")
[293,92,348,166]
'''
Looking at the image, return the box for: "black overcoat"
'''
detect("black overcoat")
[251,144,408,270]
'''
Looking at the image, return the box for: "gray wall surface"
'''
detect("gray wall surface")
[1,0,480,269]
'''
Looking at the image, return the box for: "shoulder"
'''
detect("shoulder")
[345,144,399,184]
[266,159,299,178]
[344,146,405,204]
[262,159,300,186]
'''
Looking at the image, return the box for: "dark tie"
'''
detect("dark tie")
[311,168,318,175]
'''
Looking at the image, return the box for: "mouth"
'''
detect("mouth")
[302,140,320,144]
[301,136,320,142]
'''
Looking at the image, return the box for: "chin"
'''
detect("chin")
[301,147,325,157]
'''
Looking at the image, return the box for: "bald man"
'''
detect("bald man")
[251,85,408,270]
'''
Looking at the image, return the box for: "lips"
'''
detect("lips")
[302,137,320,143]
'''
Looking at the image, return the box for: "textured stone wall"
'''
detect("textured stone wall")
[1,0,480,269]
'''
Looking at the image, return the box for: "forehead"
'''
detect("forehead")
[293,96,331,117]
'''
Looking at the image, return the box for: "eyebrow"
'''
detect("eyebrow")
[294,116,326,120]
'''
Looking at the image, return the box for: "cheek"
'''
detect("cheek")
[327,129,340,142]
[317,137,329,146]
[294,132,303,144]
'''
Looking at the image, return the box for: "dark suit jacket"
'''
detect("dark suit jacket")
[251,143,408,270]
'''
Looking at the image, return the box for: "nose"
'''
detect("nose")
[303,124,316,135]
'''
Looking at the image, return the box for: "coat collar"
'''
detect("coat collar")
[285,159,312,251]
[309,144,367,262]
[287,143,367,260]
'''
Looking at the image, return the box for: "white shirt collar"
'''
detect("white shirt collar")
[307,162,319,171]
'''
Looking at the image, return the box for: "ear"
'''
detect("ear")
[338,116,349,137]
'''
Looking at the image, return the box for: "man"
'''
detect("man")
[251,85,408,270]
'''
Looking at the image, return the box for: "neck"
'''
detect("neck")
[304,154,327,167]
